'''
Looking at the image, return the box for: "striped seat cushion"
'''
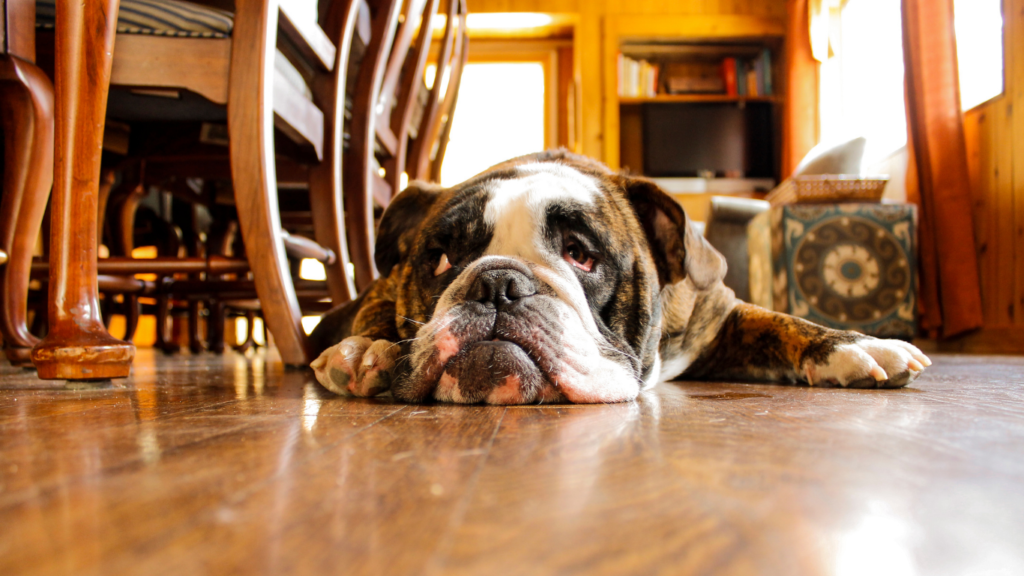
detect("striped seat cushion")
[37,0,317,101]
[37,0,233,39]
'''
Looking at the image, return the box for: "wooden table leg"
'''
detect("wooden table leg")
[31,0,135,380]
[0,56,53,366]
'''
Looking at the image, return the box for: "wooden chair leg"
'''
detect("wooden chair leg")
[0,56,54,366]
[117,182,146,256]
[309,0,363,305]
[207,301,226,354]
[205,217,236,355]
[345,0,403,292]
[431,21,468,183]
[155,294,176,353]
[228,0,310,366]
[96,169,116,242]
[123,296,141,341]
[181,204,205,354]
[31,0,135,380]
[188,300,204,354]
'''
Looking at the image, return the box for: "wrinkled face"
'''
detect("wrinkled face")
[386,163,662,404]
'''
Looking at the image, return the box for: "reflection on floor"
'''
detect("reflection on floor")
[1,349,1023,575]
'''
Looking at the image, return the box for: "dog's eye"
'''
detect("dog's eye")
[564,241,593,272]
[434,253,452,276]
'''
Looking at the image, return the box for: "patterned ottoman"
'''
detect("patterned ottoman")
[747,203,917,339]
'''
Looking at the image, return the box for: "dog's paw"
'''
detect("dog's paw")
[802,338,931,389]
[310,336,400,396]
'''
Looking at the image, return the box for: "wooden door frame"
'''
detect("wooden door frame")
[429,36,577,152]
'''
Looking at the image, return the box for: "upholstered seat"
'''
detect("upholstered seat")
[703,196,770,302]
[38,0,315,104]
[36,0,232,38]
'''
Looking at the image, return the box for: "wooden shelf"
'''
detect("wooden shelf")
[602,14,786,169]
[619,94,779,105]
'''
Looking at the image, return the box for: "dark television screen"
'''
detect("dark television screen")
[641,102,775,178]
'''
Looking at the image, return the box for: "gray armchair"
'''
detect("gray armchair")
[703,196,770,302]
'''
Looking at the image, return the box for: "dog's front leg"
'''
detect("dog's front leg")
[310,298,403,397]
[682,303,932,388]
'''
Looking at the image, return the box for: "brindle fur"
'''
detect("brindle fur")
[311,150,924,399]
[680,302,860,383]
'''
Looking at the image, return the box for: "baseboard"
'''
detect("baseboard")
[915,327,1024,355]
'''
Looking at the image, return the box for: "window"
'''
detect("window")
[954,0,1004,110]
[819,0,906,168]
[428,38,570,187]
[819,0,1004,168]
[438,62,547,186]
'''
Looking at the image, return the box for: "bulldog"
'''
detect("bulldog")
[308,150,931,404]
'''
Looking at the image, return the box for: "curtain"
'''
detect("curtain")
[902,0,983,337]
[782,0,820,177]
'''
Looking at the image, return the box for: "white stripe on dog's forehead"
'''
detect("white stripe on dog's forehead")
[483,163,599,262]
[483,163,598,224]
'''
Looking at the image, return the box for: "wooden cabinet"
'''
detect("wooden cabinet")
[602,15,786,180]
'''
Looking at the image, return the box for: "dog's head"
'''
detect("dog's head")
[378,150,726,404]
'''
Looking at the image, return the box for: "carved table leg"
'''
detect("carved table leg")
[0,56,54,366]
[31,0,135,380]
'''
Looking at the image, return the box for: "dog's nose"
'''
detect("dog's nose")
[467,269,537,308]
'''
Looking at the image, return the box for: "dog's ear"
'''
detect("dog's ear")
[622,176,727,290]
[375,181,443,277]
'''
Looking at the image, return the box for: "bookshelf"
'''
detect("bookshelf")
[601,15,786,181]
[618,95,779,105]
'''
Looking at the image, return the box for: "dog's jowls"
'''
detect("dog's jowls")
[309,150,931,404]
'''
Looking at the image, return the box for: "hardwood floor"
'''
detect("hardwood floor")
[1,349,1022,575]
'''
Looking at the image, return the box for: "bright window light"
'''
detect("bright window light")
[301,316,322,335]
[439,63,545,187]
[954,0,1004,110]
[425,64,436,90]
[286,0,319,25]
[432,13,553,32]
[235,317,249,346]
[836,501,916,576]
[820,0,906,167]
[468,13,553,29]
[299,258,327,281]
[423,63,454,100]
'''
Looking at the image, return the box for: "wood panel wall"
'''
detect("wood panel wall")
[960,0,1024,350]
[469,0,787,159]
[472,0,1020,352]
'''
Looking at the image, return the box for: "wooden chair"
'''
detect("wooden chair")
[23,0,466,375]
[407,0,467,184]
[345,0,467,290]
[28,0,373,373]
[100,0,466,350]
[0,0,53,366]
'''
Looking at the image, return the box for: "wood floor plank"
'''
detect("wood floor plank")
[0,404,407,575]
[117,406,509,576]
[431,380,1024,575]
[0,351,1022,575]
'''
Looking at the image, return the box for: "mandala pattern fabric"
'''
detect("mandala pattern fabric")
[748,203,917,339]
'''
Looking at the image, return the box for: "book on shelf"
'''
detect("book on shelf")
[736,60,747,97]
[760,49,773,96]
[618,48,773,99]
[721,57,738,96]
[663,61,724,94]
[618,53,659,98]
[746,64,759,97]
[738,49,772,97]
